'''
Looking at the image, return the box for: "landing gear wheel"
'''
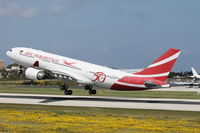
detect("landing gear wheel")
[64,90,73,95]
[60,85,65,91]
[89,90,92,95]
[92,89,96,94]
[60,84,68,91]
[89,89,96,95]
[84,85,93,90]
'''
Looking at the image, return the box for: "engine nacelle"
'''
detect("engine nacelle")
[25,67,45,80]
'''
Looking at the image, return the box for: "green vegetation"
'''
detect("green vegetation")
[0,85,200,99]
[0,103,200,120]
[0,104,200,133]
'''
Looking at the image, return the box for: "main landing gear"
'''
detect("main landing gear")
[60,84,73,95]
[60,84,96,95]
[84,85,96,95]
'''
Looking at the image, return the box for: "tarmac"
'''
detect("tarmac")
[150,86,200,92]
[0,93,200,111]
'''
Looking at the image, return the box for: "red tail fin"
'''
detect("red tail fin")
[134,48,181,82]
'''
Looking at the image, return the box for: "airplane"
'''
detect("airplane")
[188,67,200,88]
[6,47,181,95]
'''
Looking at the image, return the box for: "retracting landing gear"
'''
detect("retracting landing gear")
[84,85,96,95]
[60,84,73,95]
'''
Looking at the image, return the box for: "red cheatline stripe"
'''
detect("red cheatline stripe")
[117,76,168,85]
[118,76,145,85]
[152,48,180,64]
[118,76,168,83]
[111,83,147,91]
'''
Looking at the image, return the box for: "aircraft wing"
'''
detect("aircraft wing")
[44,67,93,85]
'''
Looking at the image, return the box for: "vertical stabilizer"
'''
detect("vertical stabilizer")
[191,67,199,77]
[134,48,181,82]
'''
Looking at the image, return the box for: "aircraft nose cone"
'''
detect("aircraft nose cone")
[6,51,10,56]
[6,50,12,58]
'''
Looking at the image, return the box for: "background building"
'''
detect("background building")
[0,60,5,79]
[0,60,5,70]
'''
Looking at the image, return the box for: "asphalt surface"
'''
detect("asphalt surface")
[150,86,200,92]
[0,93,200,111]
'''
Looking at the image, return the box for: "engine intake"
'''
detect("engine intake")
[25,67,45,80]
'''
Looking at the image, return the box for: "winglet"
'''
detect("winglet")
[33,61,39,67]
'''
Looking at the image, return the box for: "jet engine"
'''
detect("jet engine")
[25,67,45,80]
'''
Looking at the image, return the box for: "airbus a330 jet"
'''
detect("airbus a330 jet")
[7,47,181,95]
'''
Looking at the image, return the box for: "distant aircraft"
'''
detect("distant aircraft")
[7,47,181,95]
[189,67,200,88]
[191,68,200,79]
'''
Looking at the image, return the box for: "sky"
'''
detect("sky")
[0,0,200,72]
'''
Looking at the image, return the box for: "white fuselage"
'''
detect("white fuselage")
[7,47,131,89]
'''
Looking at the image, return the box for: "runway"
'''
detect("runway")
[0,93,200,111]
[150,86,200,92]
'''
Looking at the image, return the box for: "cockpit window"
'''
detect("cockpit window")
[9,49,12,52]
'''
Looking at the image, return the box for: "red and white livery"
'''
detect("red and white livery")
[7,47,181,95]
